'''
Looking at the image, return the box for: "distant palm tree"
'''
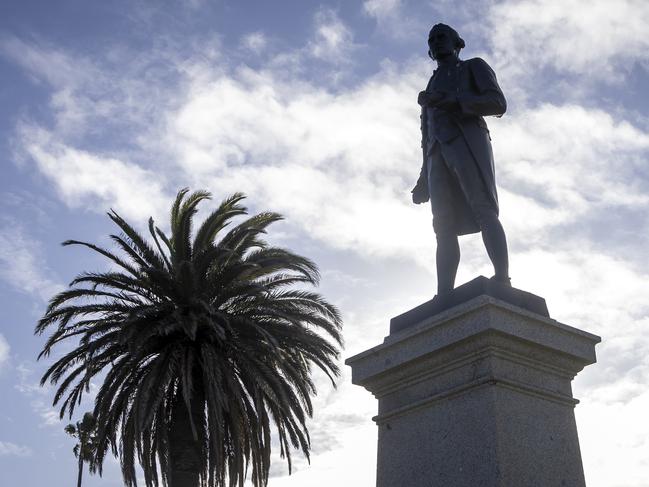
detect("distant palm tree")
[37,189,343,487]
[64,412,98,487]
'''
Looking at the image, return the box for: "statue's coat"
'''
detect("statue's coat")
[413,57,506,235]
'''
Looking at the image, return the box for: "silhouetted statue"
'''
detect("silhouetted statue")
[412,23,510,295]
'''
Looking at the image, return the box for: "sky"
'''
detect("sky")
[1,0,648,486]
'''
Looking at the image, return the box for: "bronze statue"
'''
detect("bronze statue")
[412,23,510,295]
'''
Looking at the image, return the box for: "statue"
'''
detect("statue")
[412,23,510,296]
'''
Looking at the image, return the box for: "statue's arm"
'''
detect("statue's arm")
[457,58,507,117]
[412,162,429,204]
[412,107,429,204]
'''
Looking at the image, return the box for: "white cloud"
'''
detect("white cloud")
[362,0,422,40]
[266,421,377,486]
[14,362,82,428]
[0,37,111,136]
[1,37,178,223]
[512,246,649,330]
[6,8,649,266]
[165,59,430,255]
[0,34,187,139]
[241,32,267,52]
[0,222,62,302]
[487,0,649,80]
[165,58,649,270]
[21,126,170,222]
[32,400,61,427]
[578,389,649,487]
[0,441,32,457]
[363,0,402,19]
[493,104,649,245]
[0,36,96,90]
[0,334,9,370]
[308,8,358,64]
[14,363,45,396]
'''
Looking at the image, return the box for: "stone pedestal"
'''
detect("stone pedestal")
[346,279,600,487]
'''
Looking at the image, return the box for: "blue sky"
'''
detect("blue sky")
[1,0,649,486]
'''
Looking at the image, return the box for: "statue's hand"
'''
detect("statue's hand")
[411,186,429,204]
[435,94,460,112]
[418,90,444,107]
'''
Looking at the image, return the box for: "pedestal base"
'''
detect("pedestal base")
[346,283,600,487]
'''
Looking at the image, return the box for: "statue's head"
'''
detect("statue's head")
[428,23,465,60]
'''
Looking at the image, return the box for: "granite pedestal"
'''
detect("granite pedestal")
[345,278,600,487]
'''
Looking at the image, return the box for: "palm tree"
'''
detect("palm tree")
[36,189,343,487]
[64,412,98,487]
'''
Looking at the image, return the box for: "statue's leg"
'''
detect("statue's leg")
[427,141,462,294]
[439,138,510,283]
[477,210,509,282]
[436,231,460,294]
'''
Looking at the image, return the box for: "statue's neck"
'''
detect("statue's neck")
[436,53,459,67]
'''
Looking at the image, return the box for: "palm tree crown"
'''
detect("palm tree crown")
[37,189,343,487]
[65,412,98,487]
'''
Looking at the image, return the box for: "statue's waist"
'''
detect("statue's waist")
[426,113,461,142]
[425,113,488,144]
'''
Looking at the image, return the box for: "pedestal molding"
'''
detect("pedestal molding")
[370,343,578,399]
[384,296,599,347]
[348,297,599,388]
[372,375,579,425]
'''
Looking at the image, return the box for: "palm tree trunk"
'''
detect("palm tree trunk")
[77,455,83,487]
[169,385,204,487]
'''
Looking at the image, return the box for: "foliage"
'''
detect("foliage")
[37,189,343,487]
[65,412,99,487]
[65,411,99,466]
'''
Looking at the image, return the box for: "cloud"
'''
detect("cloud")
[20,126,170,222]
[1,36,179,222]
[164,58,431,258]
[493,104,649,247]
[265,368,377,481]
[308,8,358,64]
[0,36,112,136]
[362,0,423,40]
[10,26,648,271]
[0,36,97,91]
[0,222,62,302]
[0,34,187,141]
[14,363,46,396]
[6,7,649,261]
[0,334,9,371]
[363,0,402,19]
[578,389,649,486]
[165,58,649,273]
[0,441,32,457]
[241,32,268,52]
[14,362,82,428]
[32,400,61,427]
[486,0,649,81]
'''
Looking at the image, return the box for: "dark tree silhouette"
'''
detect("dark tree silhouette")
[65,412,98,487]
[37,189,343,487]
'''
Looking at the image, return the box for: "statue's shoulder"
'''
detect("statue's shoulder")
[462,58,499,82]
[463,57,494,70]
